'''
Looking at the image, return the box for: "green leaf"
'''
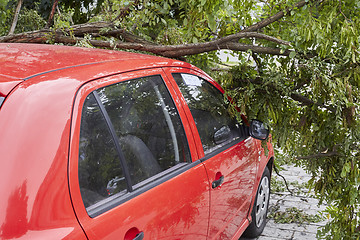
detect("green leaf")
[289,51,296,58]
[161,18,166,25]
[207,14,216,32]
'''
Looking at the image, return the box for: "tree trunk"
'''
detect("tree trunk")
[46,0,59,28]
[8,0,23,35]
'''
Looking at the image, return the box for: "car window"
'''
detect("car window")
[0,97,4,108]
[78,75,191,213]
[172,73,247,155]
[79,93,127,208]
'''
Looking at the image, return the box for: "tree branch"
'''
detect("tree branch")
[233,77,336,113]
[290,93,335,112]
[297,151,339,160]
[113,0,140,21]
[1,0,313,57]
[38,35,289,58]
[2,0,307,57]
[45,0,59,28]
[0,22,291,57]
[213,32,290,46]
[242,0,309,33]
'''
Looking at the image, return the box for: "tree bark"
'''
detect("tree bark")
[46,0,59,28]
[232,77,336,113]
[297,151,339,160]
[1,0,313,58]
[241,0,309,33]
[114,0,140,20]
[0,26,291,58]
[8,0,23,35]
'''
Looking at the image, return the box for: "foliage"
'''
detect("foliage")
[1,0,360,239]
[271,176,308,195]
[269,206,323,224]
[16,7,46,33]
[7,0,103,23]
[216,1,360,239]
[0,0,11,35]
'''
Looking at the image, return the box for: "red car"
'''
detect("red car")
[0,43,274,240]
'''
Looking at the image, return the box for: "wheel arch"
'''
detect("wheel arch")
[266,157,274,178]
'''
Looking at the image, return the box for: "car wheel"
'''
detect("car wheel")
[242,166,270,238]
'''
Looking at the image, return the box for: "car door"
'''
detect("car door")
[163,68,260,239]
[68,69,210,240]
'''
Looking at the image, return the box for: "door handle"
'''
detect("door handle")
[212,175,224,188]
[133,231,144,240]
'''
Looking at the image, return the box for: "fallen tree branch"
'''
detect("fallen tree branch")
[114,0,140,21]
[232,77,336,113]
[1,22,290,46]
[273,164,294,195]
[51,35,291,57]
[290,93,336,112]
[297,151,339,160]
[1,0,315,58]
[242,0,310,33]
[0,24,291,57]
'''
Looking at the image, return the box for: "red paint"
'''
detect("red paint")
[124,227,142,240]
[0,43,274,239]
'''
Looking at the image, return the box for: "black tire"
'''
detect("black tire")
[242,167,271,238]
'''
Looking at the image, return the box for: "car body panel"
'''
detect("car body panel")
[0,75,22,97]
[0,73,86,239]
[203,138,259,240]
[163,67,261,239]
[0,43,274,240]
[0,43,163,79]
[68,69,210,239]
[0,43,194,81]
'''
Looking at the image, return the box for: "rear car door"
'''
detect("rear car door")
[68,69,210,240]
[164,68,260,239]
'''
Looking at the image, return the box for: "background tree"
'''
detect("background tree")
[0,0,359,239]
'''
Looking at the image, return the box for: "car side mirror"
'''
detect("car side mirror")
[250,120,269,140]
[214,126,231,145]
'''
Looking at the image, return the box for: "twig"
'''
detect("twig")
[338,0,350,21]
[297,151,338,160]
[273,164,294,195]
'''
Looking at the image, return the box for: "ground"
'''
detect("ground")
[241,165,329,240]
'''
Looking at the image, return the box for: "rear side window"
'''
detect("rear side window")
[79,94,127,208]
[172,73,247,154]
[78,75,190,215]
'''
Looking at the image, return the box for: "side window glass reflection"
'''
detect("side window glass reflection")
[79,94,127,208]
[172,73,247,154]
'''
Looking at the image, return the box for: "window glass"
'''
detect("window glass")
[79,75,191,212]
[97,75,190,187]
[0,96,4,108]
[172,73,246,154]
[79,94,127,208]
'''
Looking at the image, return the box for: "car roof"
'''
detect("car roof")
[0,43,195,96]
